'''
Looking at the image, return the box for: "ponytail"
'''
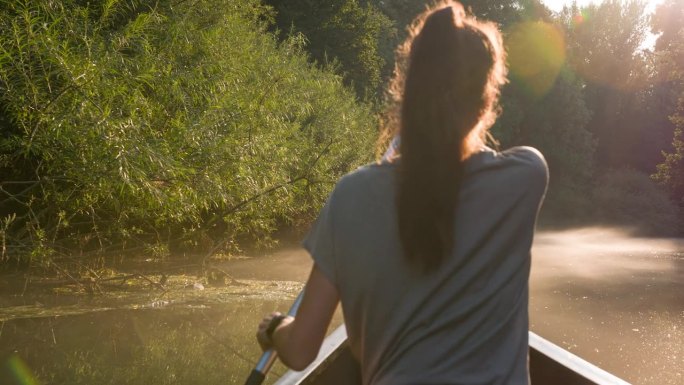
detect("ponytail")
[389,1,507,271]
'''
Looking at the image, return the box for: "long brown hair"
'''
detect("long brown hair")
[382,1,507,271]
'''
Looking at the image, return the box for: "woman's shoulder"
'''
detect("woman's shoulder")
[493,146,548,178]
[326,162,394,203]
[496,146,546,165]
[340,161,394,183]
[469,146,548,197]
[492,146,549,197]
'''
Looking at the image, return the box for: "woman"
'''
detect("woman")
[256,1,548,384]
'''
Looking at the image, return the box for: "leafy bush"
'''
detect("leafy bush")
[493,69,596,223]
[592,169,680,235]
[0,0,376,266]
[265,0,395,100]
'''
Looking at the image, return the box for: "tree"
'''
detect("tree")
[558,0,652,169]
[651,0,684,220]
[493,68,596,220]
[265,0,395,100]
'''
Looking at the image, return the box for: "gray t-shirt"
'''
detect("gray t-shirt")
[303,146,548,385]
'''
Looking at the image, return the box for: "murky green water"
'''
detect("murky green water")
[1,229,683,385]
[0,278,307,385]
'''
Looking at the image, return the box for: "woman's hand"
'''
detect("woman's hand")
[256,312,292,352]
[253,265,339,369]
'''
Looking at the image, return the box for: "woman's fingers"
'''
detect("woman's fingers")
[255,311,284,351]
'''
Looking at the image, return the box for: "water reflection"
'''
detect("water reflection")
[1,303,295,384]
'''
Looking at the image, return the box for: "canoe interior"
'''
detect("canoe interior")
[273,326,631,385]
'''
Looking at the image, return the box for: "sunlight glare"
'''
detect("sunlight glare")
[542,0,664,14]
[506,22,566,99]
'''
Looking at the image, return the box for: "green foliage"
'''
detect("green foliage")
[557,0,653,169]
[593,169,681,235]
[1,0,681,266]
[493,69,596,221]
[560,0,649,87]
[0,0,375,265]
[265,0,395,100]
[653,124,684,213]
[371,0,549,35]
[651,0,684,221]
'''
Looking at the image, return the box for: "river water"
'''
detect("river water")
[0,228,682,384]
[529,229,683,384]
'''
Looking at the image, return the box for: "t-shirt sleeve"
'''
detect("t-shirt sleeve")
[302,193,338,286]
[523,146,549,200]
[509,146,549,199]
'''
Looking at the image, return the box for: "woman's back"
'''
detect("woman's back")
[254,3,548,384]
[304,146,548,385]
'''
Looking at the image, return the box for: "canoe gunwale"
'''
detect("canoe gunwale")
[528,332,630,385]
[273,325,632,385]
[273,325,349,385]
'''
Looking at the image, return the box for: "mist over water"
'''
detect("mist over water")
[530,227,684,385]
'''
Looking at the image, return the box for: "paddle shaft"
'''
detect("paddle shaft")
[244,290,305,385]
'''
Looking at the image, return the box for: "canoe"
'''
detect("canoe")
[274,325,631,385]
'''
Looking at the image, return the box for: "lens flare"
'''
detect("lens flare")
[506,21,566,99]
[4,355,39,385]
[573,10,589,26]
